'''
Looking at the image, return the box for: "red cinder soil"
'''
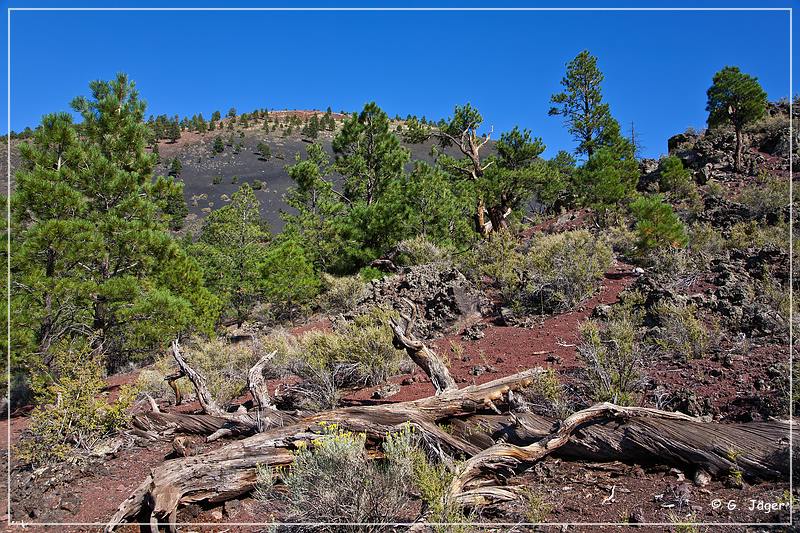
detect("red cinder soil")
[346,261,637,404]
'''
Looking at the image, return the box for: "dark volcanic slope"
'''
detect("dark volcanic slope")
[0,117,492,232]
[155,124,482,232]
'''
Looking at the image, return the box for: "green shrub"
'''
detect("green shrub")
[517,230,613,314]
[630,194,688,254]
[650,301,712,360]
[258,423,416,531]
[735,173,789,220]
[18,341,137,465]
[291,308,405,409]
[358,266,385,281]
[260,238,322,319]
[318,273,368,314]
[459,230,524,296]
[577,318,644,406]
[727,220,788,251]
[395,236,450,266]
[251,179,263,190]
[213,136,224,153]
[212,175,222,185]
[658,156,694,198]
[688,222,726,258]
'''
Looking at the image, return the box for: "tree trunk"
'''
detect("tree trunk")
[734,127,743,173]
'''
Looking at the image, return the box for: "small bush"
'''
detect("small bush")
[258,423,416,531]
[736,174,789,221]
[358,266,385,281]
[705,180,725,198]
[251,179,263,190]
[517,230,613,314]
[459,230,523,292]
[606,222,638,258]
[291,308,405,409]
[577,317,645,406]
[649,301,712,360]
[659,156,695,197]
[317,273,368,314]
[212,175,222,185]
[18,341,137,465]
[151,338,259,407]
[630,194,688,255]
[395,236,450,266]
[688,222,726,259]
[521,488,553,523]
[727,220,788,251]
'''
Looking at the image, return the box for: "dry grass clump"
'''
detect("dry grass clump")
[649,301,715,361]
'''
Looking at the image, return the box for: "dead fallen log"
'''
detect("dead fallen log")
[105,367,790,531]
[105,369,543,530]
[390,297,457,394]
[129,342,297,442]
[448,403,791,506]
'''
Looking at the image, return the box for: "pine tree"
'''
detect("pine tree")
[257,142,271,160]
[549,50,617,158]
[706,66,768,172]
[213,136,224,153]
[12,74,218,369]
[211,110,221,122]
[302,115,320,139]
[169,157,182,177]
[189,184,268,324]
[630,194,688,253]
[167,119,181,143]
[333,102,409,206]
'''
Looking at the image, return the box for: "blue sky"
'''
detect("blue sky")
[1,1,795,159]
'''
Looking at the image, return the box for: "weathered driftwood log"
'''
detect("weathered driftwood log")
[105,369,543,531]
[390,298,458,394]
[105,367,791,531]
[129,341,296,443]
[447,403,791,506]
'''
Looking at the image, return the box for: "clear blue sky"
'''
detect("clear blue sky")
[1,1,795,159]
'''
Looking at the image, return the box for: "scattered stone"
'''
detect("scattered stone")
[470,365,486,377]
[545,353,562,364]
[352,264,485,339]
[224,498,242,517]
[210,509,223,520]
[59,493,80,514]
[461,322,487,341]
[372,382,401,399]
[628,508,646,524]
[693,469,711,487]
[591,304,612,319]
